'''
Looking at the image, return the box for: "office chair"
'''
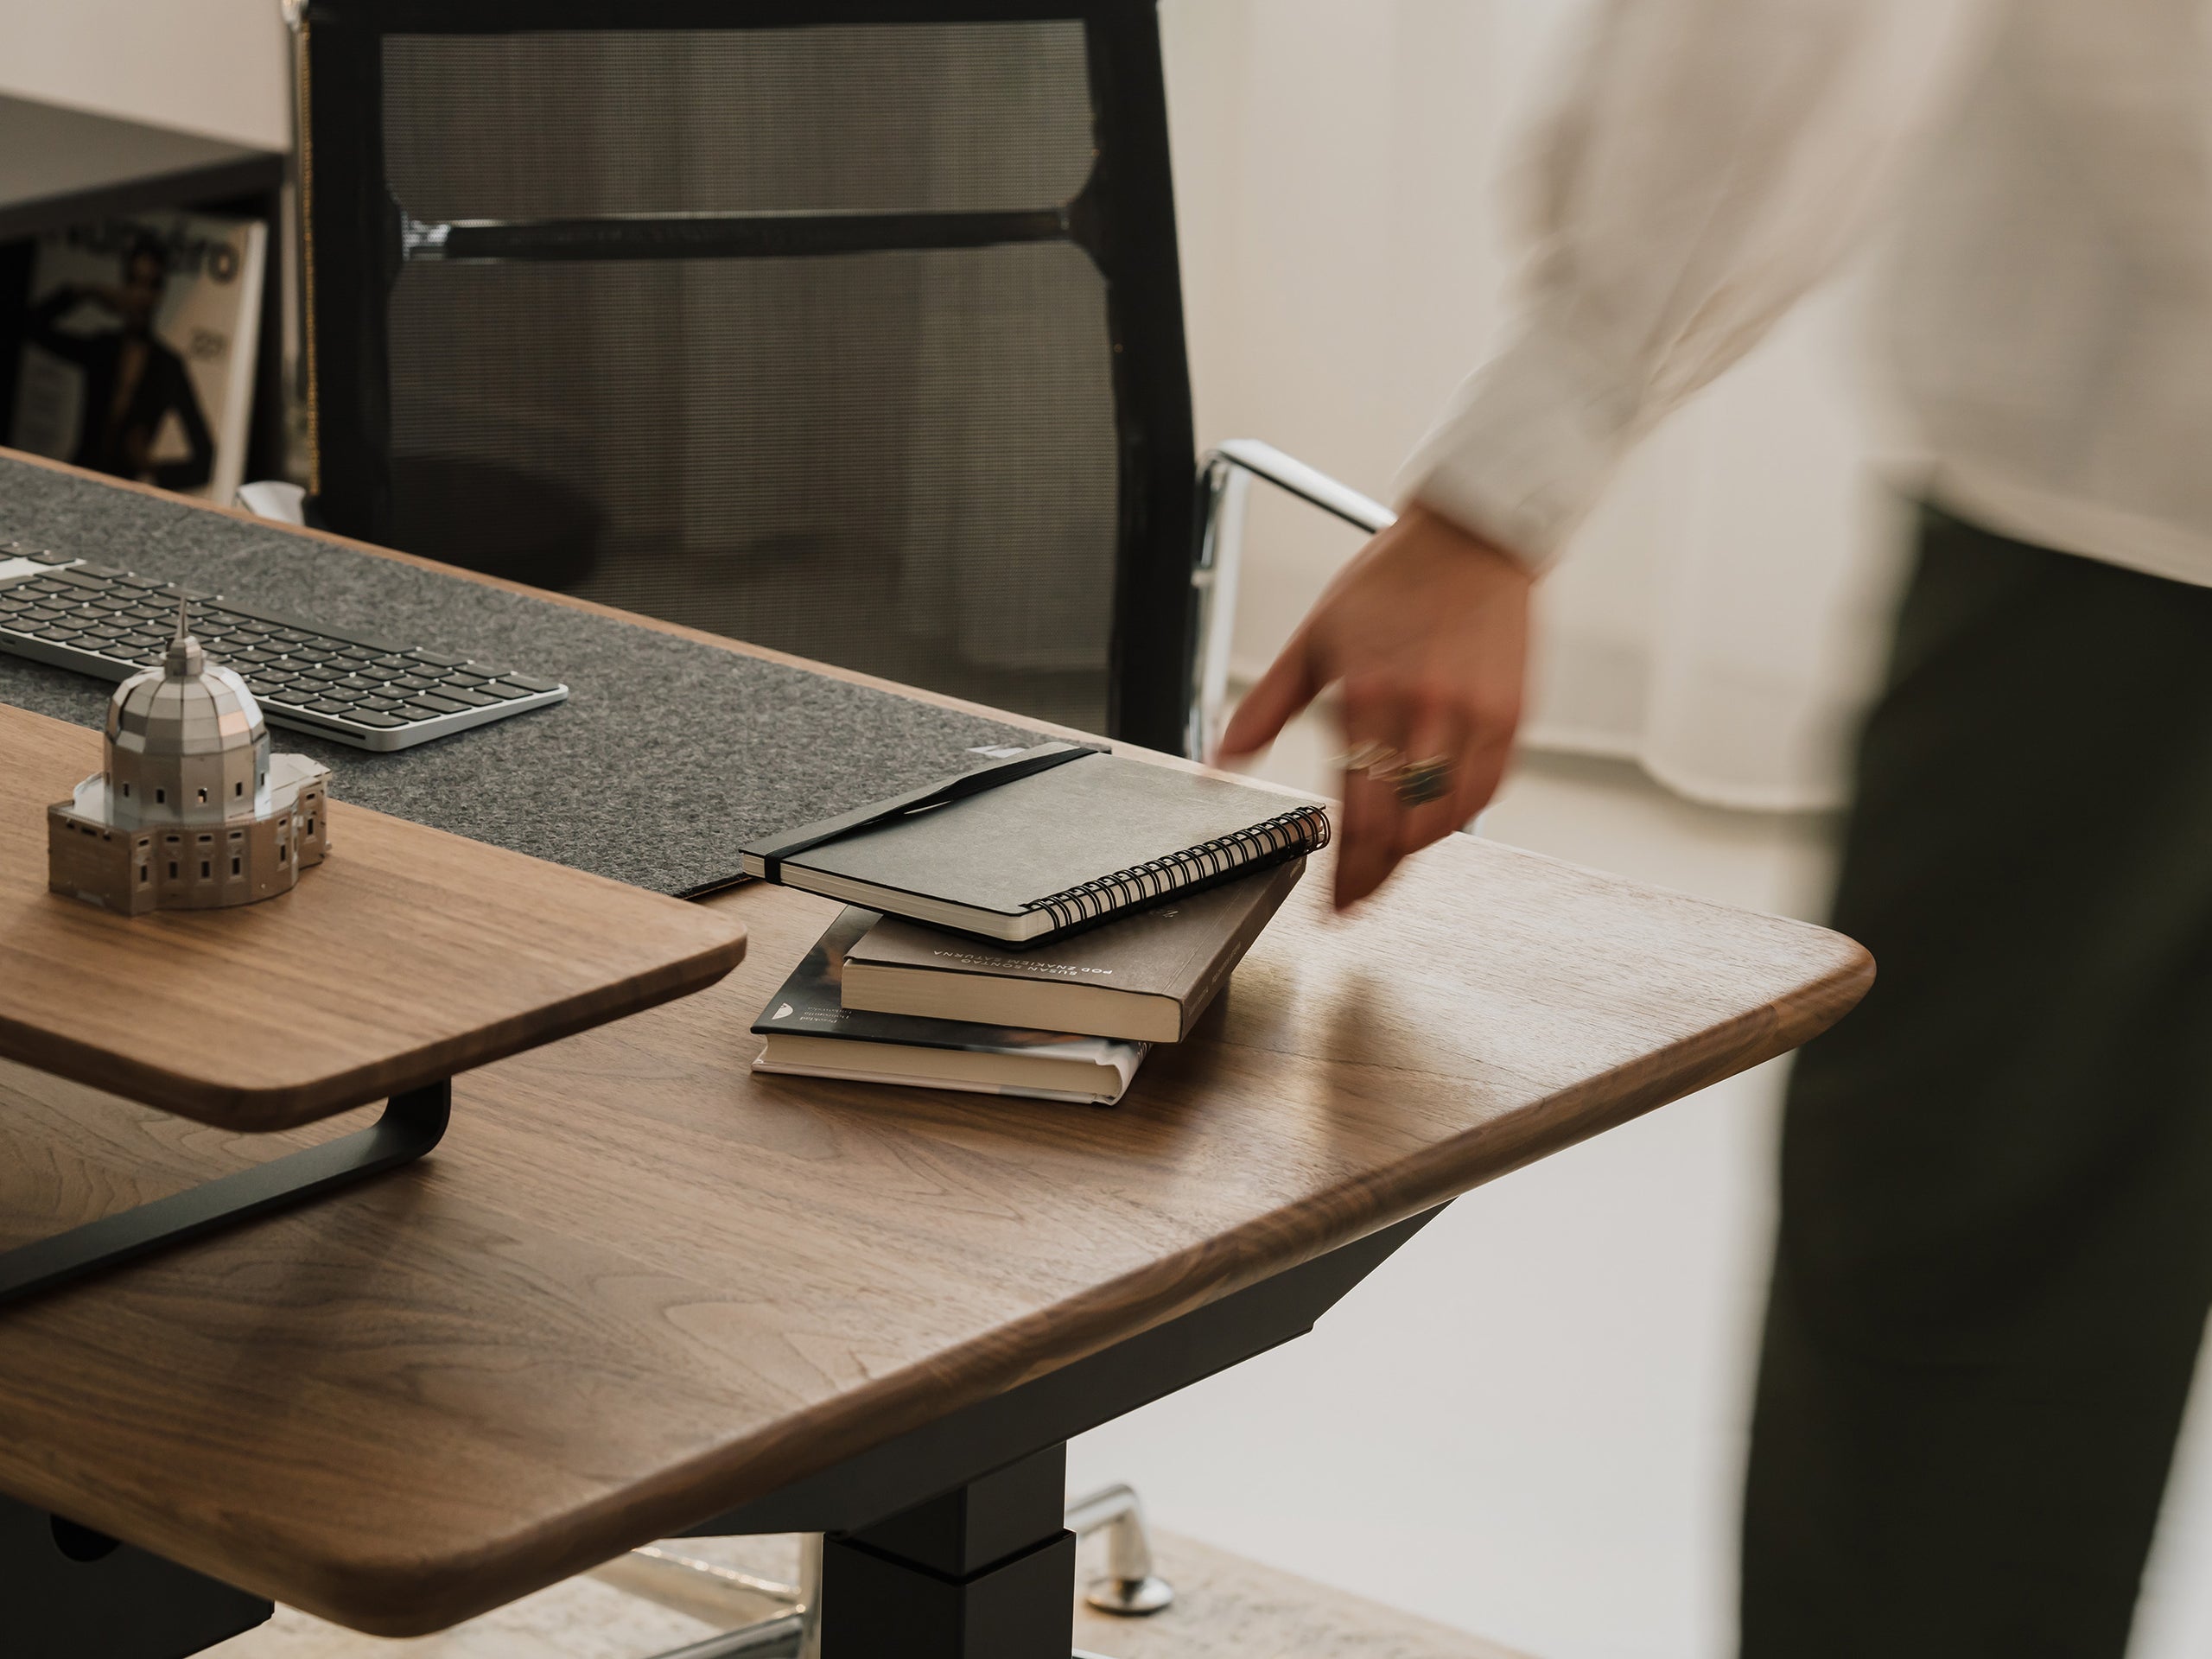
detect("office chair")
[287,6,1388,1652]
[290,0,1386,757]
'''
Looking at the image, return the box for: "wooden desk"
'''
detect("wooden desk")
[0,459,1872,1653]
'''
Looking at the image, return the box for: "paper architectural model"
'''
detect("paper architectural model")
[48,602,329,913]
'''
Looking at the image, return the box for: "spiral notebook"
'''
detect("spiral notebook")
[738,742,1331,944]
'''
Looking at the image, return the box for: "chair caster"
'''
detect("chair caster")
[1084,1573,1175,1616]
[1065,1483,1173,1617]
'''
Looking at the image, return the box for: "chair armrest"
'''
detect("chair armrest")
[1186,442,1395,758]
[1208,439,1393,535]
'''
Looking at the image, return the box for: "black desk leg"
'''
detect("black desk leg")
[0,1080,451,1306]
[4,1491,272,1659]
[822,1444,1077,1659]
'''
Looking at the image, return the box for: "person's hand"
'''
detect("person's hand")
[1217,503,1534,909]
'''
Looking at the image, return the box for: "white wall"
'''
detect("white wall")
[0,1,292,149]
[1161,0,1529,673]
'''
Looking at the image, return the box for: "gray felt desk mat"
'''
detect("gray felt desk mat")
[0,457,1046,895]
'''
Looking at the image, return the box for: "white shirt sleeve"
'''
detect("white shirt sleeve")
[1399,0,2005,567]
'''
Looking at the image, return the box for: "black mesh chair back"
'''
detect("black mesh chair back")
[299,1,1197,747]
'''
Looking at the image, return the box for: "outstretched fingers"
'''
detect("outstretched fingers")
[1217,632,1321,760]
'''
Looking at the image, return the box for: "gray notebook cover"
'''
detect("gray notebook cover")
[793,751,1321,916]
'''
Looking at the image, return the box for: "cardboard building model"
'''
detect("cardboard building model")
[48,603,330,913]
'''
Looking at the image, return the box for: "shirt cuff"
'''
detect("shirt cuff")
[1394,315,1646,570]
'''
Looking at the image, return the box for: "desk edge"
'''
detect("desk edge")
[188,932,1869,1634]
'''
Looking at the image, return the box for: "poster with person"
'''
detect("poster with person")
[10,211,266,505]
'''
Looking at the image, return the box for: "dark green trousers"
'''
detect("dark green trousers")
[1742,507,2212,1657]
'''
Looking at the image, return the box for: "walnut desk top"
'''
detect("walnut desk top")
[0,461,1872,1639]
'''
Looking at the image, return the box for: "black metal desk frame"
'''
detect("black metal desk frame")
[0,1080,451,1307]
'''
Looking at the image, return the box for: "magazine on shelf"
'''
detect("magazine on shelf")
[9,210,266,505]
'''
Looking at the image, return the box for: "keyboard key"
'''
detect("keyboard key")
[306,700,358,718]
[346,711,407,728]
[477,681,532,700]
[405,693,467,715]
[410,651,468,667]
[358,696,404,713]
[498,672,562,693]
[433,687,499,708]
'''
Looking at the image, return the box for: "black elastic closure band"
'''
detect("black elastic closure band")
[744,742,1099,883]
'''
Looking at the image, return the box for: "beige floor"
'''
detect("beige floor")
[209,1528,1529,1659]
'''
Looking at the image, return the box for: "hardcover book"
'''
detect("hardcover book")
[841,859,1303,1043]
[751,906,1147,1106]
[739,743,1330,944]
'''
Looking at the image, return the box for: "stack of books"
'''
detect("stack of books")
[742,744,1329,1106]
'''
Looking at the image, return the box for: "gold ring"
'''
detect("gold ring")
[1395,755,1453,807]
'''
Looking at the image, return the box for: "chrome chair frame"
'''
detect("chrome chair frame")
[1187,439,1395,760]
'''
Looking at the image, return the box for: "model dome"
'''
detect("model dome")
[48,601,330,915]
[105,601,273,827]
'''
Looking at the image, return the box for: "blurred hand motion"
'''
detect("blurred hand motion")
[1217,505,1531,910]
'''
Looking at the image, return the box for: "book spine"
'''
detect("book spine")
[1175,857,1303,1039]
[1022,805,1331,934]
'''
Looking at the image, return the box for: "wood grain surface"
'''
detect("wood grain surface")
[0,455,1872,1638]
[0,837,1867,1635]
[0,703,747,1128]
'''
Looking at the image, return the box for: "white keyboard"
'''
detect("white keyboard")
[0,543,567,753]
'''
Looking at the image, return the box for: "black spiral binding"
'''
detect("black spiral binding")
[1021,804,1333,933]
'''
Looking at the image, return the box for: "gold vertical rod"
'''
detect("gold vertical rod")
[292,13,321,499]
